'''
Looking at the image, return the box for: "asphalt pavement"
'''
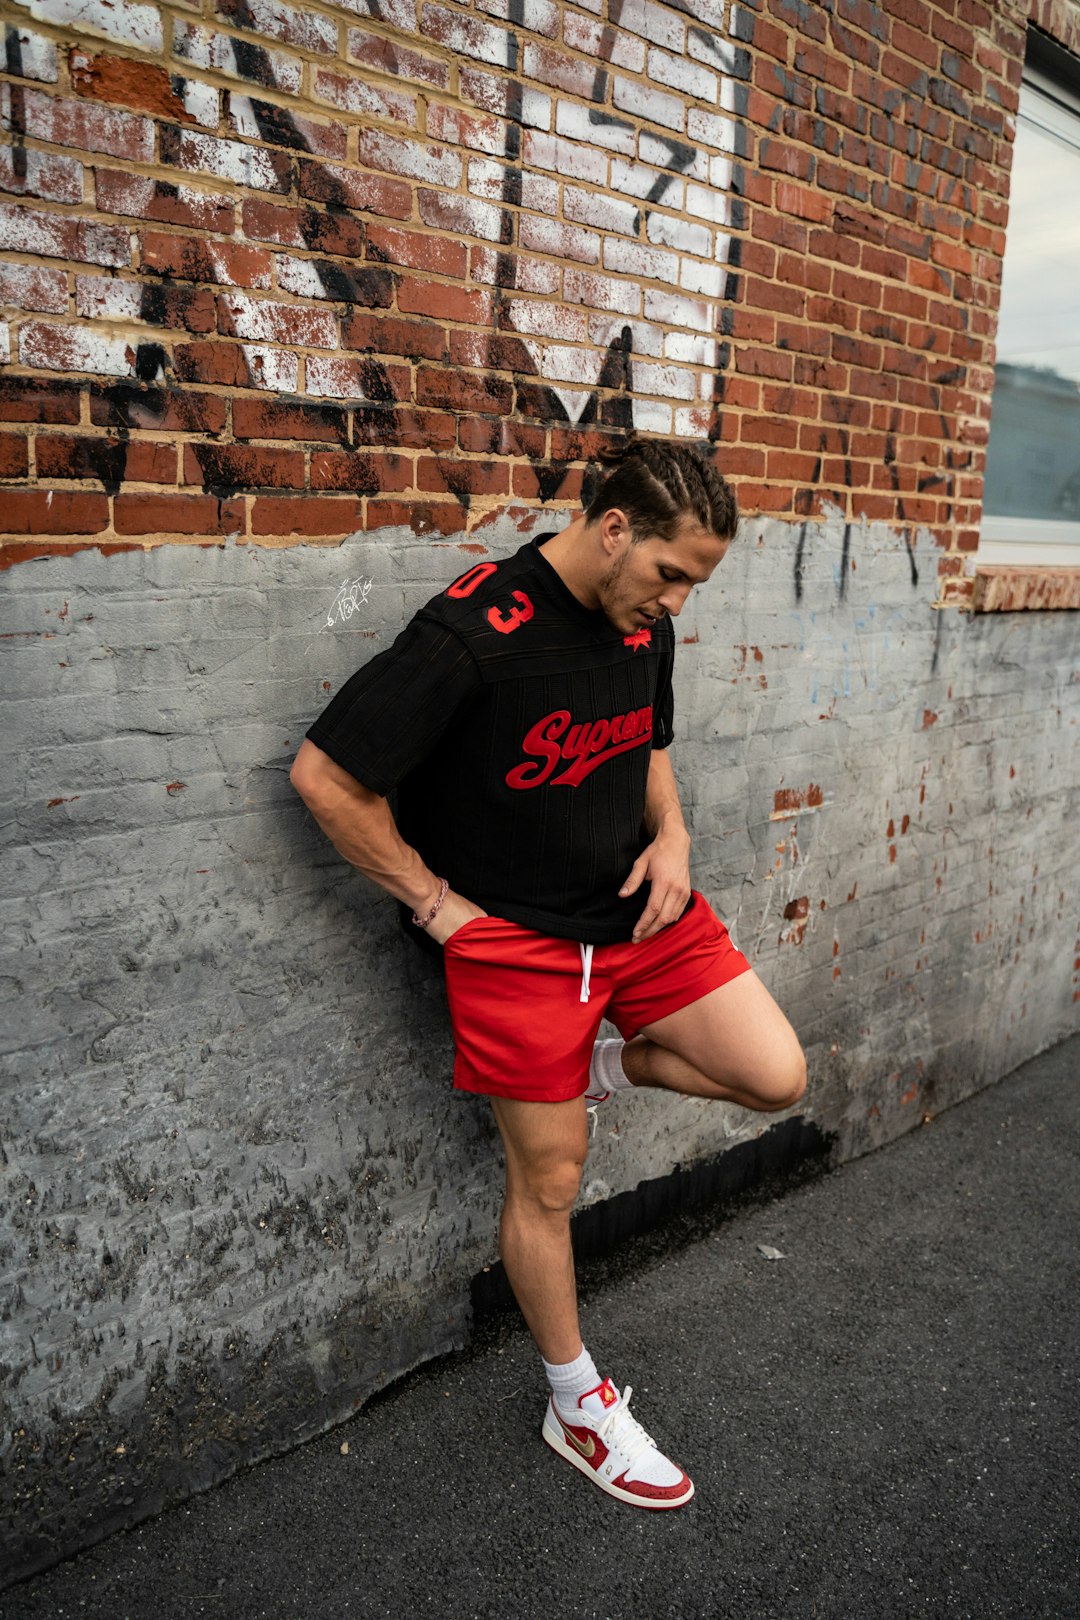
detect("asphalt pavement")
[5,1035,1079,1620]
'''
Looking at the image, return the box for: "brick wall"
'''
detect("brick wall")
[1,0,1070,607]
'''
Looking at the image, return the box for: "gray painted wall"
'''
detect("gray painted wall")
[3,513,1077,1581]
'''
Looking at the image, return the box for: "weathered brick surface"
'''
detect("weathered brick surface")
[4,0,1049,589]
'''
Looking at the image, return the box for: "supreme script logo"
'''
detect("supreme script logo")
[506,706,653,790]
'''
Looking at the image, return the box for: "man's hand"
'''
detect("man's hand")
[423,888,489,948]
[620,823,692,943]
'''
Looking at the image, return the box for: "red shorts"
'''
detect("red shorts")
[442,890,751,1103]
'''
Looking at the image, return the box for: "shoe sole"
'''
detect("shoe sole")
[541,1415,695,1510]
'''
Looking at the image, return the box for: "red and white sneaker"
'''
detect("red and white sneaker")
[542,1378,694,1510]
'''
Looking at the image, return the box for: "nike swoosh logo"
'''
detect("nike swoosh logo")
[556,1413,595,1459]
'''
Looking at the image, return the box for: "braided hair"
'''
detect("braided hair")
[584,436,738,546]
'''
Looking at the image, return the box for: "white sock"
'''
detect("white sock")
[543,1345,601,1413]
[589,1037,634,1094]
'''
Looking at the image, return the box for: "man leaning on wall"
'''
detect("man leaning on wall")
[291,437,806,1509]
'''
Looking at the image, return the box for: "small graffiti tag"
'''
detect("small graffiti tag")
[326,576,373,627]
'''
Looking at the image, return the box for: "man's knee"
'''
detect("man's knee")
[509,1154,586,1217]
[755,1045,807,1112]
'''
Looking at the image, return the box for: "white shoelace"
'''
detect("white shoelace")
[593,1386,654,1471]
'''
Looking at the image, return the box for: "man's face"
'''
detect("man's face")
[595,511,730,636]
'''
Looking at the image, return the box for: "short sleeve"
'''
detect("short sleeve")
[652,622,675,749]
[305,614,481,795]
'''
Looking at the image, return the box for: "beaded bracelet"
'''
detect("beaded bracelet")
[411,876,449,929]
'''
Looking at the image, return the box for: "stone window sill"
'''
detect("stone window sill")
[972,566,1080,613]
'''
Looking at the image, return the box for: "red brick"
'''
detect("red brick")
[777,181,835,223]
[343,313,446,362]
[741,417,800,448]
[765,385,826,420]
[171,341,285,389]
[346,25,450,89]
[183,444,305,490]
[848,367,898,401]
[793,40,851,90]
[401,281,494,325]
[5,489,109,533]
[739,239,780,276]
[355,407,457,452]
[720,377,762,411]
[546,428,619,465]
[75,275,216,333]
[69,49,193,123]
[90,386,227,434]
[807,295,859,331]
[366,225,467,279]
[713,446,765,478]
[794,357,848,390]
[141,232,273,288]
[366,499,463,538]
[0,378,81,424]
[832,268,882,308]
[743,276,807,317]
[95,169,234,233]
[777,251,831,293]
[730,310,778,343]
[783,108,842,158]
[890,19,939,70]
[299,161,412,221]
[0,435,30,479]
[15,88,154,162]
[767,450,822,481]
[450,333,537,373]
[463,417,548,457]
[417,456,510,497]
[114,493,226,533]
[759,139,816,180]
[232,399,349,444]
[417,367,514,414]
[735,348,795,381]
[776,320,830,356]
[36,434,177,483]
[250,496,363,535]
[740,481,797,513]
[310,450,414,493]
[513,463,583,501]
[750,16,791,64]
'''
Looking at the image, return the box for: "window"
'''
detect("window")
[979,37,1080,567]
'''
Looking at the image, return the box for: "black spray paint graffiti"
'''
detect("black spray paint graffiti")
[87,0,751,514]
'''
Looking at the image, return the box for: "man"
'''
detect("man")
[291,437,806,1511]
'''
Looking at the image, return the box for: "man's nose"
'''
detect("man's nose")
[658,584,692,616]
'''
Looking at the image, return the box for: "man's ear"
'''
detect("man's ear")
[599,506,630,556]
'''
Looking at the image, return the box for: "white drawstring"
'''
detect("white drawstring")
[578,942,594,1003]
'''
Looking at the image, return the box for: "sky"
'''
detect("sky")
[995,95,1080,389]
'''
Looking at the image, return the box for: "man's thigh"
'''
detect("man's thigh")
[638,968,806,1109]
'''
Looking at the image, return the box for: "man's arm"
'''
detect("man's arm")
[618,748,693,943]
[289,739,485,946]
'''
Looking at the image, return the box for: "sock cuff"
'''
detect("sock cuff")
[591,1037,632,1092]
[543,1345,600,1407]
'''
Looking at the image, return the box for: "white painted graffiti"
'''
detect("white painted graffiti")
[325,575,373,627]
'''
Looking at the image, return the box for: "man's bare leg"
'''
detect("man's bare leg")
[489,1093,589,1365]
[620,969,807,1112]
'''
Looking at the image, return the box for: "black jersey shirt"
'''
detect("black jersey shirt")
[305,533,677,944]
